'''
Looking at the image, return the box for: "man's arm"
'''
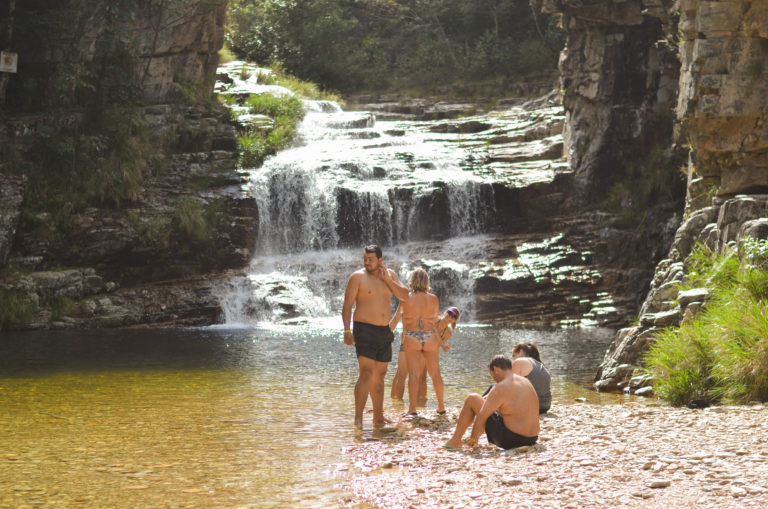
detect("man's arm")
[342,273,360,345]
[380,267,409,301]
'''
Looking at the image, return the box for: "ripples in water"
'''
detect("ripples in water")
[0,324,621,507]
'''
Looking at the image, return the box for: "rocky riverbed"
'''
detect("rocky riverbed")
[337,401,768,508]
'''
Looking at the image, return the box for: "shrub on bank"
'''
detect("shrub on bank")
[231,78,308,168]
[0,289,38,331]
[643,240,768,405]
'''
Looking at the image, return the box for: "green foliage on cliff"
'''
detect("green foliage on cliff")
[0,289,37,331]
[127,196,228,270]
[14,110,158,251]
[237,92,306,168]
[601,146,687,228]
[644,240,768,405]
[226,0,564,93]
[5,1,165,248]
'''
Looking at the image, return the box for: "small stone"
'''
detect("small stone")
[634,386,654,397]
[501,477,523,486]
[730,486,747,497]
[647,478,671,488]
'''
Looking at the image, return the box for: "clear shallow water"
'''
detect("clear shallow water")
[0,324,622,507]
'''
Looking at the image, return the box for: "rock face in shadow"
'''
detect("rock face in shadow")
[533,0,682,199]
[0,176,25,266]
[591,0,768,392]
[5,1,226,109]
[0,1,253,330]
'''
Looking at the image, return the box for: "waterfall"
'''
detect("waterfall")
[216,64,499,325]
[252,161,495,254]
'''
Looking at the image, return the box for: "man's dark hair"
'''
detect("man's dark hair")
[512,342,542,362]
[364,244,382,258]
[489,354,512,371]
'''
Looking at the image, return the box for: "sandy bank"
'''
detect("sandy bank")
[337,401,768,508]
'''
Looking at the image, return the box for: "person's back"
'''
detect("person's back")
[512,356,551,413]
[495,373,540,438]
[401,291,438,332]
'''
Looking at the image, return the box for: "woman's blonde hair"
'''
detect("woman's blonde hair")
[408,268,430,292]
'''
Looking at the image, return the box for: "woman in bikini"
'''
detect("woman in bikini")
[391,268,445,415]
[390,306,460,404]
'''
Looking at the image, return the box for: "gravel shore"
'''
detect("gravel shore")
[337,400,768,508]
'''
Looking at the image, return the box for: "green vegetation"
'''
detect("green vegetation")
[127,196,228,269]
[49,296,79,322]
[234,87,307,168]
[12,110,159,251]
[170,197,230,269]
[643,239,768,405]
[226,0,564,94]
[0,289,37,331]
[600,146,687,228]
[264,63,342,102]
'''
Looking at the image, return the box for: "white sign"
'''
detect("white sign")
[0,51,18,73]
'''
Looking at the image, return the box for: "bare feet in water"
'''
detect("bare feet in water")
[373,416,394,428]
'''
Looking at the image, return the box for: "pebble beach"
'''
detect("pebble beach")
[337,400,768,508]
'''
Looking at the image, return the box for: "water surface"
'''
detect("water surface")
[0,324,625,507]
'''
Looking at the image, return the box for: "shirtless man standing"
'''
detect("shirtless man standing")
[444,354,539,450]
[342,244,409,429]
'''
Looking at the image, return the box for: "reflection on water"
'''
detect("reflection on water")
[0,324,626,507]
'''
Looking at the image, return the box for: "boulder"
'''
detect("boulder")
[677,288,709,308]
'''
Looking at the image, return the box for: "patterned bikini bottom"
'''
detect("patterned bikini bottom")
[405,330,435,347]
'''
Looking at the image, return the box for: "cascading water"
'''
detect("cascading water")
[215,62,509,325]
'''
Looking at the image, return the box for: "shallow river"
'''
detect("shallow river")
[0,323,626,508]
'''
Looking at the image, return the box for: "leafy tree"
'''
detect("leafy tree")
[226,0,564,93]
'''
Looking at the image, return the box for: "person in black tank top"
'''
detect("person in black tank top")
[483,342,552,413]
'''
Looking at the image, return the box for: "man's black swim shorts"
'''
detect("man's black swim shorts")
[353,321,395,362]
[485,412,538,450]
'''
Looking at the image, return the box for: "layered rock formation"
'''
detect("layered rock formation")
[0,0,255,329]
[532,0,682,198]
[592,0,768,391]
[5,0,227,109]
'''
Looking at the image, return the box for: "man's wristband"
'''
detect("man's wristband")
[344,329,352,333]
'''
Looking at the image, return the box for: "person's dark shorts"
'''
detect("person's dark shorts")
[353,321,395,362]
[485,412,538,449]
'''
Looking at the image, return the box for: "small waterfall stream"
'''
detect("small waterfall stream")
[216,64,500,324]
[214,62,595,327]
[249,107,495,255]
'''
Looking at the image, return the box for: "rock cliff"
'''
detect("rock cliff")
[532,0,682,198]
[0,0,256,329]
[586,0,768,391]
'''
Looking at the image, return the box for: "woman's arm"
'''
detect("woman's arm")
[389,302,404,331]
